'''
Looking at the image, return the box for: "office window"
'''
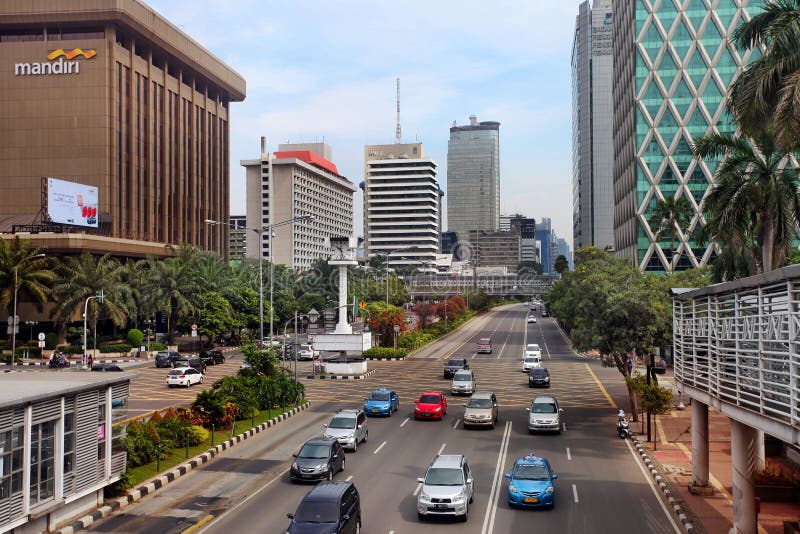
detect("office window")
[0,426,24,499]
[29,421,55,504]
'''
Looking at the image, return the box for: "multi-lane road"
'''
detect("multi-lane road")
[88,304,682,534]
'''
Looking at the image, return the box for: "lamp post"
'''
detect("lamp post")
[83,289,104,368]
[384,246,418,305]
[11,253,45,369]
[205,214,313,350]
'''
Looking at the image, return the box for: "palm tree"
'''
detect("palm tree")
[728,0,800,147]
[148,257,200,337]
[692,130,800,273]
[647,196,695,272]
[0,236,56,313]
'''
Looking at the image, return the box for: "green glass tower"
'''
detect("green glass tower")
[612,0,766,272]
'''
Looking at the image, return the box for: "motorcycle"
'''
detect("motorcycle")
[48,357,70,369]
[617,416,630,439]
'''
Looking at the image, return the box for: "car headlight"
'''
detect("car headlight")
[546,486,554,494]
[508,485,517,493]
[434,406,442,412]
[291,462,298,470]
[382,404,390,409]
[544,377,550,381]
[419,491,430,501]
[315,464,328,472]
[452,491,465,502]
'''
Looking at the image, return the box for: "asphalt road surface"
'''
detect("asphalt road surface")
[89,304,682,534]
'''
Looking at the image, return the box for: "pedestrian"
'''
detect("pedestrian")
[87,354,93,369]
[626,357,633,374]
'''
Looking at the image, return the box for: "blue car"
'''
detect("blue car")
[505,453,558,508]
[364,388,399,416]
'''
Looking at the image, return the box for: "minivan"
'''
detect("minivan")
[287,481,361,533]
[526,396,563,434]
[451,369,477,396]
[323,409,368,452]
[154,351,181,368]
[417,454,474,521]
[463,391,498,429]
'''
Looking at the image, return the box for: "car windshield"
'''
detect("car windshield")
[525,357,537,363]
[453,374,472,382]
[419,395,440,404]
[531,402,557,414]
[297,444,330,459]
[513,464,550,480]
[466,398,492,409]
[446,359,464,367]
[328,416,356,429]
[293,501,338,523]
[526,345,540,351]
[370,392,390,401]
[425,467,464,486]
[531,370,547,376]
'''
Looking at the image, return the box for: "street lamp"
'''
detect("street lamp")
[383,246,418,305]
[11,253,45,369]
[205,214,314,349]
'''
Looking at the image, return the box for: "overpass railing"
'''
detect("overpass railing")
[404,274,557,295]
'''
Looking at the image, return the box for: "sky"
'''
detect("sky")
[146,0,580,248]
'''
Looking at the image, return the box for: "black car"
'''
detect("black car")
[444,357,469,379]
[529,367,551,388]
[154,351,182,368]
[174,357,207,374]
[288,481,361,534]
[290,439,346,483]
[91,363,124,372]
[199,349,225,366]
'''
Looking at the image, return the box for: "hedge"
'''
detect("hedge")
[362,347,409,359]
[99,343,132,353]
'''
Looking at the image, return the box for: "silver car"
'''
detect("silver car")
[323,409,368,451]
[526,396,563,434]
[417,454,474,521]
[463,391,498,429]
[451,370,476,396]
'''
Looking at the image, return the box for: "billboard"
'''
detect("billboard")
[47,177,98,227]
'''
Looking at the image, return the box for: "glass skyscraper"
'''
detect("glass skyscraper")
[612,0,766,272]
[447,116,500,247]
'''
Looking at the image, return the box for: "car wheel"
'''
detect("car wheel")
[461,507,468,522]
[363,430,368,443]
[418,512,426,521]
[352,439,357,452]
[469,492,474,504]
[199,376,204,384]
[327,470,333,481]
[340,457,346,472]
[355,519,361,534]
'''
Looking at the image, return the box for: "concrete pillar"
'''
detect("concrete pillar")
[754,429,765,472]
[691,400,710,488]
[334,265,352,334]
[730,419,757,534]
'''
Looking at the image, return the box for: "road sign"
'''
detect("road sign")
[191,323,198,331]
[191,330,197,338]
[38,341,45,348]
[358,301,367,310]
[38,332,46,341]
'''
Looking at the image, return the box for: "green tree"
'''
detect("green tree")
[553,255,569,275]
[627,374,673,444]
[0,236,55,314]
[647,196,695,272]
[693,130,800,274]
[272,288,297,326]
[196,291,234,342]
[127,328,144,348]
[296,292,327,316]
[367,303,407,347]
[147,253,200,337]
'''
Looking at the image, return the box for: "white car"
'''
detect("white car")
[522,355,542,372]
[297,344,317,361]
[525,344,542,357]
[166,367,204,388]
[527,315,537,323]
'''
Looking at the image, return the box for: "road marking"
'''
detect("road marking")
[413,482,423,496]
[480,420,512,534]
[566,447,572,461]
[472,353,477,359]
[400,417,409,427]
[452,418,460,429]
[181,514,214,534]
[346,475,353,481]
[562,422,567,432]
[624,438,683,533]
[572,484,579,503]
[437,442,446,455]
[373,441,387,454]
[584,363,618,409]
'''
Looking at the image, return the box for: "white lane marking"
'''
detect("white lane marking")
[480,420,512,534]
[346,475,353,481]
[472,353,477,359]
[413,482,423,496]
[389,531,395,534]
[373,441,387,454]
[437,442,446,455]
[572,484,579,503]
[452,418,460,429]
[625,438,683,533]
[562,422,567,432]
[400,417,409,427]
[566,447,572,461]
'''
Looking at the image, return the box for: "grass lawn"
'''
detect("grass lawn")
[125,403,304,487]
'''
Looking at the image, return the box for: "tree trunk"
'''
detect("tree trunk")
[613,353,640,421]
[761,217,776,273]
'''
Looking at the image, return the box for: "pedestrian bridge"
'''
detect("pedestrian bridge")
[404,274,557,297]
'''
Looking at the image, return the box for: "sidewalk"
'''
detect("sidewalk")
[636,372,800,534]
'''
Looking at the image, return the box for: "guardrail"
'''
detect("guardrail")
[405,274,557,296]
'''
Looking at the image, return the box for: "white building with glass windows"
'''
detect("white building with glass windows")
[0,373,128,533]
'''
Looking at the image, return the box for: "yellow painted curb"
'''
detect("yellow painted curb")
[181,514,214,534]
[584,363,617,409]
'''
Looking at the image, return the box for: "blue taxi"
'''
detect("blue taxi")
[505,453,558,508]
[364,388,399,416]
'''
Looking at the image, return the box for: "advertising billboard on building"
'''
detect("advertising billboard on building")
[47,177,98,227]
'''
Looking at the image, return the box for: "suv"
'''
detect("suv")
[463,391,498,429]
[443,358,469,379]
[199,348,225,365]
[154,351,181,368]
[174,357,206,374]
[476,337,493,354]
[287,481,361,533]
[323,409,368,451]
[526,396,563,434]
[528,367,551,388]
[417,454,474,521]
[451,369,476,396]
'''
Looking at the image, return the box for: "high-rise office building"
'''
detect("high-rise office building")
[228,215,247,261]
[535,218,557,274]
[612,0,766,272]
[572,0,615,251]
[447,116,500,244]
[242,140,355,270]
[362,143,440,271]
[557,237,574,270]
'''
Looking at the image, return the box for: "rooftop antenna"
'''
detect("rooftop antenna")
[395,77,401,144]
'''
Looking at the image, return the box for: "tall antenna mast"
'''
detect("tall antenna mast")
[395,77,401,144]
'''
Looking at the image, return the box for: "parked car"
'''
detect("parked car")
[297,344,317,361]
[199,348,225,365]
[91,363,124,372]
[289,439,345,483]
[323,409,368,452]
[653,358,667,374]
[463,391,498,429]
[443,357,469,379]
[174,357,206,374]
[166,367,204,388]
[526,396,563,434]
[527,314,537,324]
[451,369,477,396]
[476,337,493,354]
[154,350,181,368]
[364,388,399,416]
[287,481,361,533]
[415,392,447,420]
[505,453,558,508]
[528,367,551,388]
[522,355,542,372]
[416,454,474,521]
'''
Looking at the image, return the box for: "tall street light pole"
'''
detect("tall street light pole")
[11,253,45,369]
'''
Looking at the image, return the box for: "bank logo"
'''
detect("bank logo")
[14,48,96,76]
[47,48,97,60]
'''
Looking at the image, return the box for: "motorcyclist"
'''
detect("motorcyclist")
[617,409,630,438]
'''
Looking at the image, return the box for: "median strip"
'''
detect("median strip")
[481,420,512,534]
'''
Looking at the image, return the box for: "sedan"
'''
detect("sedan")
[364,388,399,416]
[415,392,447,420]
[166,367,204,388]
[505,453,558,508]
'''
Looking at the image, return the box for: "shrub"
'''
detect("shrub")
[191,389,229,428]
[44,332,58,350]
[99,343,132,353]
[188,425,209,445]
[127,329,144,348]
[105,471,134,497]
[150,342,166,351]
[362,347,409,359]
[124,421,158,467]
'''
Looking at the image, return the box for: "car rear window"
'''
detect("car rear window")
[479,338,491,344]
[447,359,465,366]
[527,344,540,350]
[167,369,184,376]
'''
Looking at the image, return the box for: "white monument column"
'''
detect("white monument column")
[334,264,352,334]
[327,237,357,335]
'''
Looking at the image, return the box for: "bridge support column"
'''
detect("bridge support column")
[689,400,711,493]
[730,419,757,534]
[754,429,765,472]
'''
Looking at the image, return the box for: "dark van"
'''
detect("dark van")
[154,351,181,368]
[287,481,361,533]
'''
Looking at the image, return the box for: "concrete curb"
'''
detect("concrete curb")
[631,435,695,533]
[364,357,405,361]
[54,402,311,534]
[304,369,377,380]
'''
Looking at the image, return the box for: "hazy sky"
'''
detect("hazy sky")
[146,0,579,247]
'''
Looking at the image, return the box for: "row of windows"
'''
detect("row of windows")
[0,27,104,42]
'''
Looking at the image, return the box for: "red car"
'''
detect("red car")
[415,392,448,420]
